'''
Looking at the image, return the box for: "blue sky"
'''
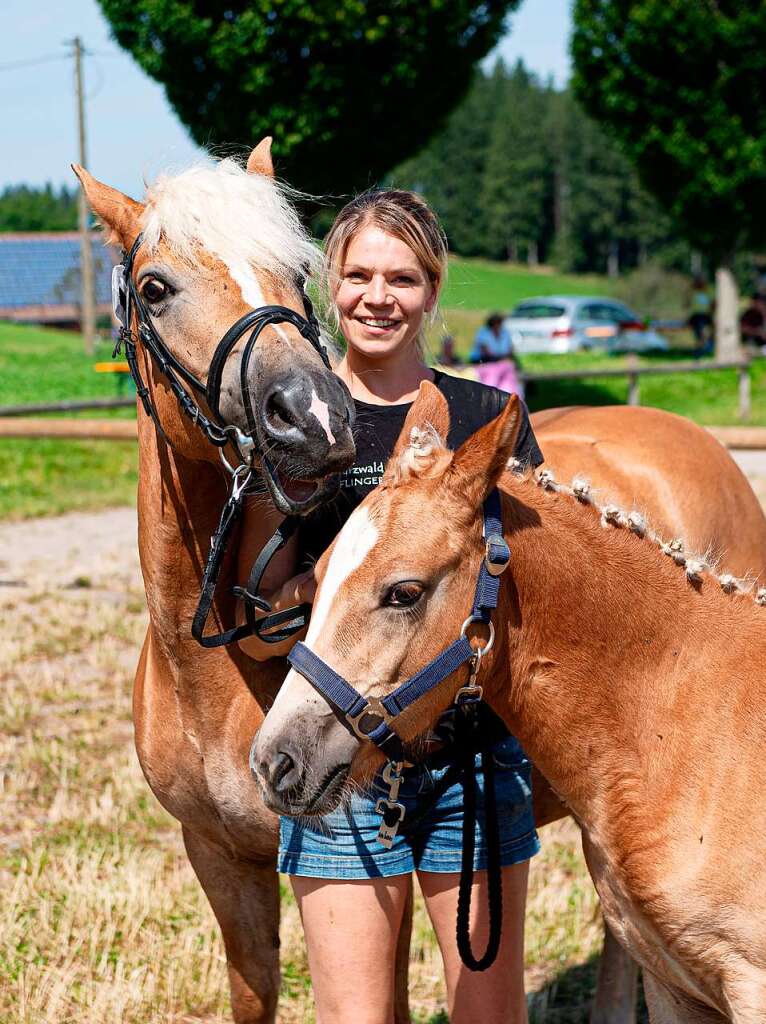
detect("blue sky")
[1,0,571,196]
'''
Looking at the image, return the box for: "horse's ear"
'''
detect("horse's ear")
[247,137,274,178]
[71,165,143,250]
[448,395,522,506]
[382,380,452,486]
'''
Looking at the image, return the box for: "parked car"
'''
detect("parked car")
[503,296,669,355]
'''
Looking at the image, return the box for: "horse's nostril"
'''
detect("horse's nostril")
[272,750,296,792]
[265,392,298,432]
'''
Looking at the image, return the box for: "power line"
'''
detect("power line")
[0,52,70,73]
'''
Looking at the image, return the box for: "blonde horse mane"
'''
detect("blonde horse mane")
[140,157,321,284]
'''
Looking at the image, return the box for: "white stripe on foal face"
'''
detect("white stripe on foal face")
[306,505,379,647]
[308,390,336,446]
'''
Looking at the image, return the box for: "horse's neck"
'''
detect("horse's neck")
[136,422,237,674]
[490,484,711,822]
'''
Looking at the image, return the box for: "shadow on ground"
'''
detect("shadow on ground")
[527,956,649,1023]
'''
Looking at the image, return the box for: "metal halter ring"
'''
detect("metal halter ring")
[345,697,394,741]
[460,615,495,659]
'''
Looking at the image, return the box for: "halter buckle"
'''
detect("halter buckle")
[484,534,510,576]
[345,697,394,741]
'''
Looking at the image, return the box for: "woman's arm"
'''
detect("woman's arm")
[235,494,316,661]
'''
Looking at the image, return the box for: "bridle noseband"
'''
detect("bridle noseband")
[114,233,332,647]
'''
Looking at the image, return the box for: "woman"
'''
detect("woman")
[238,189,542,1024]
[470,313,524,397]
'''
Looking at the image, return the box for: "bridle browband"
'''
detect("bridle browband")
[114,233,332,648]
[282,488,511,970]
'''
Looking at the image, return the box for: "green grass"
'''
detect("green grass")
[0,321,134,410]
[441,257,618,312]
[0,438,138,520]
[0,322,138,519]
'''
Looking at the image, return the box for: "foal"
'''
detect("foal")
[255,382,766,1023]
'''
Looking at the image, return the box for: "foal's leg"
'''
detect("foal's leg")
[183,827,280,1024]
[589,922,639,1024]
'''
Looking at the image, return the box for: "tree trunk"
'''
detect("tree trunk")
[508,238,518,263]
[607,239,620,278]
[527,240,539,267]
[715,264,741,360]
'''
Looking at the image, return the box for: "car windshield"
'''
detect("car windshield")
[510,303,567,319]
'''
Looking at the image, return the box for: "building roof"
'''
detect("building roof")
[0,232,119,319]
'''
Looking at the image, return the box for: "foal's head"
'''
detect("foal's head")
[74,140,355,511]
[252,383,522,815]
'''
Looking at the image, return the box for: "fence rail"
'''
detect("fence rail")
[519,357,752,420]
[0,397,135,417]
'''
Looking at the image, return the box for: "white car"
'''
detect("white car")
[503,296,669,355]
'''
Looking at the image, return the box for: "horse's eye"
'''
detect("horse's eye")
[384,581,424,608]
[141,278,170,304]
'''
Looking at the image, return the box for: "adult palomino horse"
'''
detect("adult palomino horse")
[74,143,363,1023]
[254,383,766,1022]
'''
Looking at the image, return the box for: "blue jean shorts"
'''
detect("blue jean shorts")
[278,733,540,879]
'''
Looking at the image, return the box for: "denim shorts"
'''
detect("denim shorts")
[278,733,540,879]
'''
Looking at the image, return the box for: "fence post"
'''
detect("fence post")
[627,355,640,406]
[738,359,751,421]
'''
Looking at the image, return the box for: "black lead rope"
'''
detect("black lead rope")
[455,704,504,971]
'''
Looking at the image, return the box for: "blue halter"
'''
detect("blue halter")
[286,489,511,767]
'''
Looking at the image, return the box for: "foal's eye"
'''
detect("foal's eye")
[141,278,170,304]
[384,581,425,608]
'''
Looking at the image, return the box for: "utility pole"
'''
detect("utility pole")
[72,36,96,355]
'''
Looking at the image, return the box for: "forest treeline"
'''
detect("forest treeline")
[393,60,691,276]
[0,185,78,233]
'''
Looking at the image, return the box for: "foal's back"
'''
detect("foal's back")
[533,405,766,579]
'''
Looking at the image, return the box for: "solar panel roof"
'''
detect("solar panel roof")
[0,234,117,310]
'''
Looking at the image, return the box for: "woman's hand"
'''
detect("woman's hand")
[276,568,317,607]
[237,567,316,661]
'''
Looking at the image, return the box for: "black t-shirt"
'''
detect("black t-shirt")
[298,370,543,567]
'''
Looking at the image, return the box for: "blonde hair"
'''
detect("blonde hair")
[322,189,448,350]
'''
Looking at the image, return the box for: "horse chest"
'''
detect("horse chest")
[135,653,278,857]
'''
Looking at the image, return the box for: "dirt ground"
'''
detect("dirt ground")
[2,453,766,1023]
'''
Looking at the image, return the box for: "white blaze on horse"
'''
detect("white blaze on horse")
[255,381,766,1023]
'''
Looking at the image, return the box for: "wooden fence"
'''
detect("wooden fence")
[519,356,753,420]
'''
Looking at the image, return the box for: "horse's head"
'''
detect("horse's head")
[252,382,522,815]
[73,140,355,512]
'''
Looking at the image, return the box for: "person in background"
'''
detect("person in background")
[469,313,524,397]
[437,332,460,366]
[470,313,512,363]
[688,275,713,356]
[740,293,766,351]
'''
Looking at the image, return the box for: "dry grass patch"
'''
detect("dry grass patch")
[1,513,618,1023]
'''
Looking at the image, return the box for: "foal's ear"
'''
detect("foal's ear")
[382,380,452,486]
[449,395,522,506]
[72,165,144,250]
[247,137,275,178]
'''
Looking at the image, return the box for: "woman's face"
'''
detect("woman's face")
[335,225,436,362]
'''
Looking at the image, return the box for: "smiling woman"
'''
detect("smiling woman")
[237,188,544,1024]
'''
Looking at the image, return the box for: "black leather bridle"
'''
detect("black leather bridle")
[114,233,333,648]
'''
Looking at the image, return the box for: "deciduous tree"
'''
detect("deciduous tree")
[572,0,766,356]
[97,0,520,196]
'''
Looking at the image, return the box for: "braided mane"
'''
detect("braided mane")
[521,464,766,607]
